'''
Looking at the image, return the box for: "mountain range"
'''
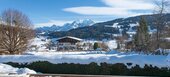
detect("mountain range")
[36,19,94,32]
[36,14,170,40]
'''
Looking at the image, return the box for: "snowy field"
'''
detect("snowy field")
[0,36,170,75]
[0,51,169,68]
[0,51,170,76]
[0,63,36,76]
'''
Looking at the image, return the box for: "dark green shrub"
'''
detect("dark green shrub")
[5,61,170,76]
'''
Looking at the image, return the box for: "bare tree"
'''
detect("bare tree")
[0,9,34,54]
[153,0,170,49]
[116,33,128,50]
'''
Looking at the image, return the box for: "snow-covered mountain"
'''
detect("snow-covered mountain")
[36,19,95,32]
[49,13,170,39]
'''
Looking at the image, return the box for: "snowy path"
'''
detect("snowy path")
[0,51,169,68]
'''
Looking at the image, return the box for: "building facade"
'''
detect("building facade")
[56,36,93,51]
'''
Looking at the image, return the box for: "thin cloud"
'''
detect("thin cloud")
[35,20,72,28]
[63,0,155,17]
[102,0,154,10]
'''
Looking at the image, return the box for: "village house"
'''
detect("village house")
[56,36,94,51]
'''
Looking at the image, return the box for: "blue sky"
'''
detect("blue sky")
[0,0,155,27]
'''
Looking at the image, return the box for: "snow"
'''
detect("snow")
[0,36,169,75]
[57,36,82,41]
[0,63,36,75]
[36,19,94,31]
[112,23,119,28]
[0,51,169,68]
[127,31,136,35]
[106,40,117,49]
[127,24,157,35]
[104,23,121,28]
[127,23,138,35]
[129,23,138,27]
[29,36,49,46]
[164,37,170,42]
[27,36,50,52]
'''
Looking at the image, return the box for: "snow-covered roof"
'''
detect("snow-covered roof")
[163,37,170,41]
[57,36,82,41]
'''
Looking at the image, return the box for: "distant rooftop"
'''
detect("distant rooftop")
[57,36,82,41]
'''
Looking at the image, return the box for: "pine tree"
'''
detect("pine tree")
[93,42,99,50]
[133,16,150,52]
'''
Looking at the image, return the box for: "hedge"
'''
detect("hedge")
[5,61,170,76]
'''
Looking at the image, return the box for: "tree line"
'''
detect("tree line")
[122,0,170,53]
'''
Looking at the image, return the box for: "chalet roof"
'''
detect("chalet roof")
[57,36,82,41]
